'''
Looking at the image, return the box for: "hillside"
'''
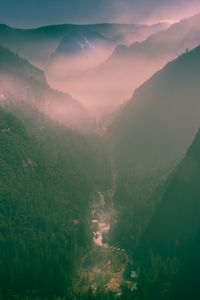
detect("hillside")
[107,45,200,169]
[104,45,200,262]
[134,127,200,299]
[0,45,91,131]
[0,104,112,299]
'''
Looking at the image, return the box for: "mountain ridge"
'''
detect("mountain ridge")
[0,44,91,130]
[107,45,200,168]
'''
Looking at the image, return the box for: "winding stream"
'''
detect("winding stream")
[92,192,110,247]
[91,191,138,292]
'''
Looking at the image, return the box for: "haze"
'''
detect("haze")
[1,0,200,28]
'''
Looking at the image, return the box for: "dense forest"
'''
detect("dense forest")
[133,127,200,299]
[0,104,113,299]
[106,44,200,267]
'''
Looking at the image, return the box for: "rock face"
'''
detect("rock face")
[53,30,112,56]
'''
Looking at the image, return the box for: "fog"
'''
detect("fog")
[110,0,200,25]
[45,33,168,121]
[2,10,200,130]
[44,12,200,124]
[46,54,164,121]
[0,72,91,132]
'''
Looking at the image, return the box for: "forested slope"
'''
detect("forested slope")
[0,105,111,299]
[134,128,200,299]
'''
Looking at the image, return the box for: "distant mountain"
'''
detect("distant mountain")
[134,127,200,299]
[0,45,91,131]
[112,13,200,61]
[54,30,112,56]
[80,13,200,110]
[75,23,169,45]
[0,22,168,118]
[107,45,200,168]
[0,22,168,68]
[46,29,115,79]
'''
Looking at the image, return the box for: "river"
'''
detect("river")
[91,191,138,292]
[92,192,110,247]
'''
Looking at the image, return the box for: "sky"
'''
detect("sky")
[1,0,200,28]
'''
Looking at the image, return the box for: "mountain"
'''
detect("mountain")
[112,12,200,62]
[104,45,200,260]
[0,23,168,68]
[0,22,168,118]
[46,29,115,81]
[78,13,200,112]
[0,45,91,131]
[107,45,200,169]
[134,127,200,299]
[53,30,112,56]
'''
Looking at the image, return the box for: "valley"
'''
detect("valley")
[1,8,200,300]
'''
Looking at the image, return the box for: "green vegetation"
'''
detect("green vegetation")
[108,46,200,168]
[0,105,112,299]
[104,45,200,299]
[132,128,200,299]
[108,163,173,254]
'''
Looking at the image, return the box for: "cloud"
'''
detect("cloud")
[0,0,200,28]
[110,0,200,24]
